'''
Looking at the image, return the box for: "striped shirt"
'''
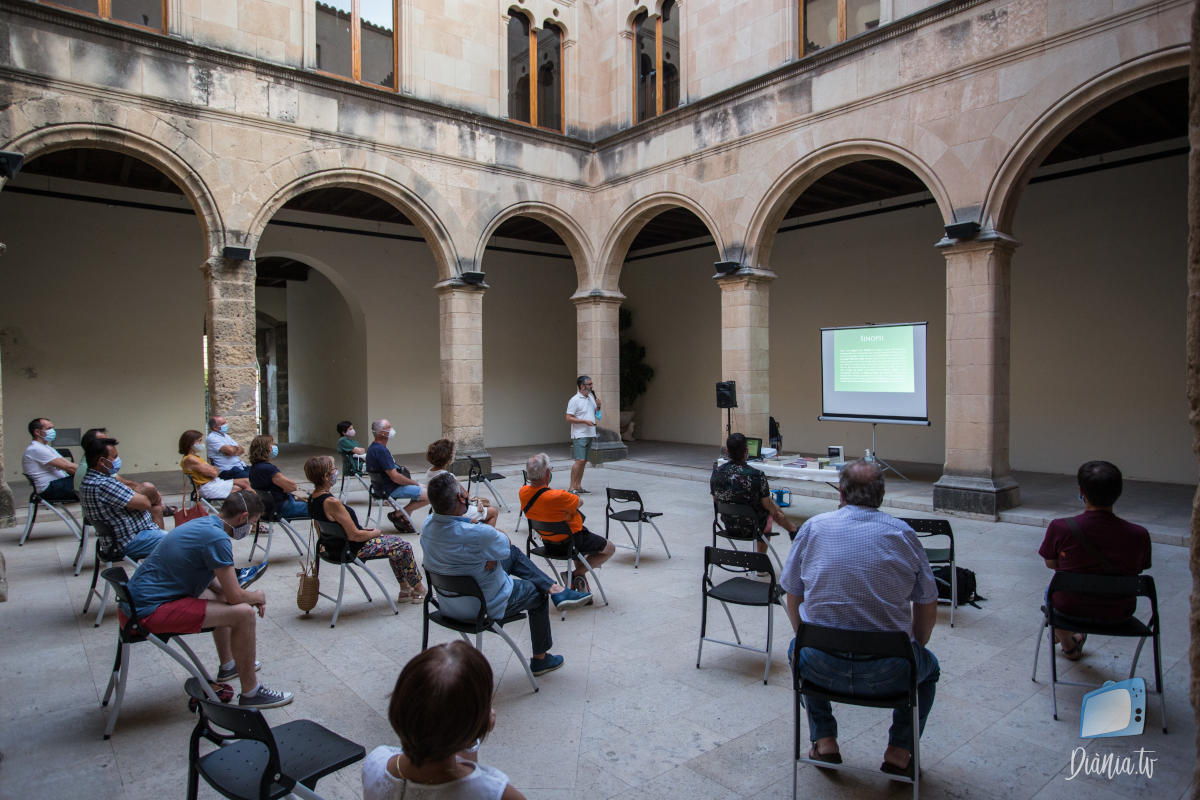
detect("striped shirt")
[781,505,937,637]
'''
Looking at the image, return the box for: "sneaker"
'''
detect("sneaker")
[551,588,592,610]
[238,684,294,709]
[237,561,269,588]
[530,653,564,676]
[216,659,262,682]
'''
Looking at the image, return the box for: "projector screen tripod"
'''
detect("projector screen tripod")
[869,423,909,481]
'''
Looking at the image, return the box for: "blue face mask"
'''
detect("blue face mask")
[270,444,279,458]
[219,424,229,434]
[43,428,57,443]
[109,456,122,475]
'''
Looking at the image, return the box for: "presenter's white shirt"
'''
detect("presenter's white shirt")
[566,392,597,439]
[206,430,246,471]
[23,441,67,493]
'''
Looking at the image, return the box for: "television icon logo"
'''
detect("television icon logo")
[1080,678,1146,738]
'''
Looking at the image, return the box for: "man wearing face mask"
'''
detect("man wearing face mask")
[123,490,294,708]
[79,427,172,526]
[79,436,168,560]
[22,417,78,502]
[365,418,429,527]
[206,415,251,480]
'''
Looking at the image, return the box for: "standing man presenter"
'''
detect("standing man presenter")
[565,376,600,494]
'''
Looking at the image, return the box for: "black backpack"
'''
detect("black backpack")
[933,565,985,608]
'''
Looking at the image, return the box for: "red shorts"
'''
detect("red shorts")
[118,597,208,634]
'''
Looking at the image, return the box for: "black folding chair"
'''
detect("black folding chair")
[19,471,85,548]
[82,519,140,627]
[422,569,539,692]
[186,473,223,516]
[467,456,509,512]
[713,499,783,572]
[336,451,370,501]
[525,517,609,611]
[99,567,218,739]
[697,546,780,684]
[1031,571,1166,731]
[605,488,670,568]
[513,469,530,536]
[897,518,958,626]
[365,469,415,531]
[186,682,365,800]
[312,519,398,627]
[248,490,307,563]
[791,623,921,799]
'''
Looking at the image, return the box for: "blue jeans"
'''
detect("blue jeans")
[40,476,78,503]
[218,466,250,480]
[123,529,166,560]
[501,545,554,655]
[792,639,940,752]
[280,497,309,520]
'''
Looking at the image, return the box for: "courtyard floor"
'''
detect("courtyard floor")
[0,444,1193,799]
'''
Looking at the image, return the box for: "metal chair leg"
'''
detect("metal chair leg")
[73,524,90,576]
[1031,620,1045,681]
[718,600,742,644]
[763,602,773,684]
[331,562,348,627]
[18,500,38,545]
[351,558,400,614]
[648,519,671,559]
[493,624,538,692]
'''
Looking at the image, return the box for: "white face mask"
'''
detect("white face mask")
[230,520,252,540]
[330,469,340,485]
[347,428,356,438]
[193,442,205,453]
[387,428,396,439]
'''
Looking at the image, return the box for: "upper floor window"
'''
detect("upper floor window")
[507,11,563,132]
[315,0,397,89]
[633,0,680,123]
[801,0,879,54]
[45,0,165,32]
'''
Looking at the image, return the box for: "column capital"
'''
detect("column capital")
[935,230,1021,255]
[714,267,777,288]
[570,290,625,306]
[434,278,488,295]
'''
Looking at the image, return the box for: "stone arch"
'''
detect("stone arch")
[983,47,1189,234]
[595,192,727,293]
[2,123,224,257]
[476,202,593,290]
[253,248,368,331]
[246,168,459,282]
[744,139,953,270]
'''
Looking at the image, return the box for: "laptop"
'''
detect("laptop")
[745,436,763,460]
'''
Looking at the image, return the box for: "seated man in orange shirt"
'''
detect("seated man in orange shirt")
[518,452,615,594]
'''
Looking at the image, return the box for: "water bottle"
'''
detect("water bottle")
[865,449,875,463]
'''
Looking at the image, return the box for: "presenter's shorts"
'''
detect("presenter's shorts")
[571,437,594,461]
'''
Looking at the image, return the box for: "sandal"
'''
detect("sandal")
[1061,633,1087,661]
[408,585,427,604]
[880,759,915,779]
[808,745,842,766]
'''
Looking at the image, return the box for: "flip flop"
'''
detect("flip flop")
[808,746,842,766]
[880,759,915,779]
[1061,633,1087,661]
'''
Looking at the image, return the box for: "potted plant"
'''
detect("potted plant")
[619,307,655,441]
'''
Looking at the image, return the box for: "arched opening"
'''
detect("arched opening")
[257,186,442,454]
[479,215,579,448]
[0,147,208,478]
[1008,76,1188,485]
[765,158,946,472]
[616,206,722,445]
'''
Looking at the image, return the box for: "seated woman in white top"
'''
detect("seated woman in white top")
[363,641,525,800]
[178,429,251,500]
[425,438,499,527]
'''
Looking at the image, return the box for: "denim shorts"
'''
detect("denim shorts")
[388,483,422,500]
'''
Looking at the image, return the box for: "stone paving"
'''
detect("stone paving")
[0,449,1193,799]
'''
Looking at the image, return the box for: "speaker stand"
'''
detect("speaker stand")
[870,422,909,481]
[725,407,733,442]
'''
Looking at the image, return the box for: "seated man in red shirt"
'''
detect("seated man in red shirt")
[1037,460,1152,660]
[518,452,614,593]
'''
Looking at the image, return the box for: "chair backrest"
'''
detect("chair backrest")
[22,473,39,497]
[314,518,359,563]
[100,566,147,635]
[704,545,773,581]
[713,500,762,541]
[424,569,490,625]
[1046,571,1157,618]
[605,488,643,515]
[527,517,573,543]
[367,469,394,498]
[191,698,286,798]
[896,517,953,555]
[792,622,917,700]
[254,489,283,522]
[93,518,124,562]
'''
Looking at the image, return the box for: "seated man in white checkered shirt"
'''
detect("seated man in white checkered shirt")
[780,459,940,779]
[79,436,167,560]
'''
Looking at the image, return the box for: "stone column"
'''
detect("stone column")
[716,268,774,444]
[437,280,490,472]
[933,234,1021,516]
[573,292,627,462]
[0,349,13,528]
[206,255,259,445]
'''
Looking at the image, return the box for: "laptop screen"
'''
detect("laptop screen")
[745,437,762,458]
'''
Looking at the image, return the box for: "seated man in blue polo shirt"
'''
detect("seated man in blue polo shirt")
[79,436,167,560]
[781,459,939,779]
[123,491,293,708]
[420,473,590,678]
[365,418,429,528]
